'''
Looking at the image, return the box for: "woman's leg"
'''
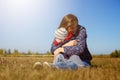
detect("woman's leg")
[53,54,78,70]
[67,61,78,70]
[68,55,90,67]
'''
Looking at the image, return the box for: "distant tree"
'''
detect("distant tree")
[28,50,32,55]
[4,49,7,54]
[35,52,40,55]
[110,50,120,58]
[3,49,8,56]
[13,49,19,56]
[45,51,52,55]
[0,49,4,55]
[8,49,11,54]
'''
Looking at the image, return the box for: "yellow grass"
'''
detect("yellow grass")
[0,56,120,80]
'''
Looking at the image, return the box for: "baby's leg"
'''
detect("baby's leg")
[53,54,67,64]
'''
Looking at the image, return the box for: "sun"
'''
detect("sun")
[4,0,35,10]
[0,0,54,29]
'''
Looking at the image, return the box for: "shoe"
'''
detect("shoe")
[33,62,42,70]
[43,62,55,68]
[43,62,51,68]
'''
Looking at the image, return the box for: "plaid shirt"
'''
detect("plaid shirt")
[51,25,92,61]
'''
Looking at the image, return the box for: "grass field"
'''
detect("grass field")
[0,56,120,80]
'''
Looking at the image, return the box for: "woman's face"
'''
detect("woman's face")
[67,25,78,34]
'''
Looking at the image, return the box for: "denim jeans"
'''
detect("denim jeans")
[53,54,90,70]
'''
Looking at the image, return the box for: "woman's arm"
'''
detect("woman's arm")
[50,39,63,55]
[53,39,77,56]
[51,37,76,54]
[62,40,77,47]
[51,39,77,54]
[63,27,87,56]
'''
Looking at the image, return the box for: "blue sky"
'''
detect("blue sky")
[0,0,120,54]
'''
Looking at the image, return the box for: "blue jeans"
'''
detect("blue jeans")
[53,54,90,70]
[54,61,78,70]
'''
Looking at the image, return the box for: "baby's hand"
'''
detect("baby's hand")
[55,39,62,43]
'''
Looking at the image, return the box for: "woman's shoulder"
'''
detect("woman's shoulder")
[75,25,87,37]
[78,25,86,30]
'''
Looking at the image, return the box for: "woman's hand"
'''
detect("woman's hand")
[54,47,64,58]
[62,40,77,47]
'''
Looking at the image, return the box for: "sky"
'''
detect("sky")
[0,0,120,54]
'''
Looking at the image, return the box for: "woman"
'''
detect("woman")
[51,14,92,70]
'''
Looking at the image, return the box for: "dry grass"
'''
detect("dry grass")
[0,56,120,80]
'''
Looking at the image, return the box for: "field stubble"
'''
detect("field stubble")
[0,56,120,80]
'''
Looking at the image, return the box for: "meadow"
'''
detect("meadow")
[0,55,120,80]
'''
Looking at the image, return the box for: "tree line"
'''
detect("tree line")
[0,49,51,56]
[0,48,120,57]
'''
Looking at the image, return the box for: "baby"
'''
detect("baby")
[54,27,73,46]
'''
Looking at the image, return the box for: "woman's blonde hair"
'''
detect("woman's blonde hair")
[58,14,78,30]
